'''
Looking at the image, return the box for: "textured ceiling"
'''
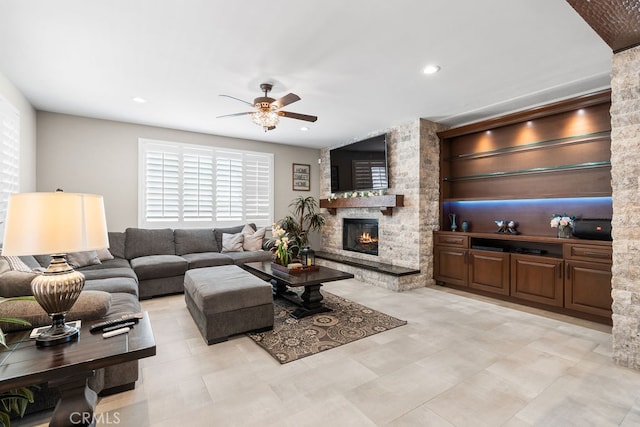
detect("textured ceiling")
[0,0,613,148]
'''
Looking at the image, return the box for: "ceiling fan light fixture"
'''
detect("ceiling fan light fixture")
[251,110,279,130]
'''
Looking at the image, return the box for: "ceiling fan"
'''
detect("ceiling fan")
[217,83,317,131]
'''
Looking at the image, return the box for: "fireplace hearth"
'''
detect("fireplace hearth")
[343,218,379,256]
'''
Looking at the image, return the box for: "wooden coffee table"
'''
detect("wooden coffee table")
[244,261,354,319]
[0,313,156,427]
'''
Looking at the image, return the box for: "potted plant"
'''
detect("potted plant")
[268,196,325,258]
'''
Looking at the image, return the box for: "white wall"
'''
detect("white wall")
[0,71,37,193]
[36,112,321,232]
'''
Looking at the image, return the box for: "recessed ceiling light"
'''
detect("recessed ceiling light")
[300,126,309,132]
[422,64,441,75]
[132,97,147,103]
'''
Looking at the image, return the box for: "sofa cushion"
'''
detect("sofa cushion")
[129,255,188,281]
[221,233,244,253]
[242,225,266,251]
[0,290,112,332]
[226,250,273,265]
[104,292,141,318]
[66,251,102,269]
[181,252,234,269]
[125,228,175,259]
[108,232,126,259]
[84,277,139,297]
[174,229,218,255]
[213,224,255,253]
[81,267,138,282]
[78,258,131,271]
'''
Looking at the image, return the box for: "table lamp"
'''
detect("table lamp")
[1,192,109,346]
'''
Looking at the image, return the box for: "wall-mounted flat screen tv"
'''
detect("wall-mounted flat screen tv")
[329,134,388,193]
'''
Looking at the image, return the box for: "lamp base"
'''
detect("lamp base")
[31,255,85,347]
[35,314,79,347]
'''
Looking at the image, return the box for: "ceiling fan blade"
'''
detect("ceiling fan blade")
[219,94,254,106]
[278,111,318,122]
[216,112,253,118]
[271,93,300,109]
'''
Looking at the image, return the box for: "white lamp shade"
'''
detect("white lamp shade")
[1,192,109,256]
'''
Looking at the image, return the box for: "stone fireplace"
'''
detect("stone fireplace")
[343,218,379,256]
[318,119,444,291]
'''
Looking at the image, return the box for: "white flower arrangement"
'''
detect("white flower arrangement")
[327,189,386,201]
[550,213,575,230]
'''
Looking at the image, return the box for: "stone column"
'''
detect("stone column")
[611,45,640,368]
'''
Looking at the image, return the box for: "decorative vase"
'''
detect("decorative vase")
[557,227,571,238]
[461,221,469,232]
[449,213,458,232]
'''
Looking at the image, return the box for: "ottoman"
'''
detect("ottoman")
[184,265,274,344]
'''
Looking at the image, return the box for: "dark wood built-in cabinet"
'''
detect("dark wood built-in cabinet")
[434,231,613,323]
[434,90,613,324]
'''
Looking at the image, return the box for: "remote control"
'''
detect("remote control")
[103,327,130,338]
[102,321,136,333]
[90,313,143,332]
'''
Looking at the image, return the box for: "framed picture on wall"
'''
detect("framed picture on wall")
[292,163,310,191]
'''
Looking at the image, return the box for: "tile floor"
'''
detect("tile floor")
[16,279,640,426]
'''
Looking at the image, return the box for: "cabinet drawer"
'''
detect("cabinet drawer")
[434,233,469,248]
[563,243,612,263]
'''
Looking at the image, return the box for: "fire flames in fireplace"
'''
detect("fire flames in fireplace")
[343,218,379,256]
[359,232,378,244]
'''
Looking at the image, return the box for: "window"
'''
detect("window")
[0,95,20,240]
[138,139,273,228]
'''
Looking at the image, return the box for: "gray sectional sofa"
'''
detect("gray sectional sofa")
[0,223,272,414]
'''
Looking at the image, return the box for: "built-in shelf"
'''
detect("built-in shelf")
[446,131,611,161]
[443,161,611,182]
[319,194,404,216]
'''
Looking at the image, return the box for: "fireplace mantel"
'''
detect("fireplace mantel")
[319,195,404,216]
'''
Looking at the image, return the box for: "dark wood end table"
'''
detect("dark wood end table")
[244,261,354,319]
[0,313,156,427]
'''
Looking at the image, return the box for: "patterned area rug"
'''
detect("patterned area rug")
[247,291,407,364]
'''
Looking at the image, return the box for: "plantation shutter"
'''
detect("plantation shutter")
[183,148,214,222]
[0,95,20,239]
[244,153,273,224]
[215,150,244,223]
[143,144,180,223]
[139,139,273,228]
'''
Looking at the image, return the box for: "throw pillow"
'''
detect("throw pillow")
[221,233,244,253]
[242,225,266,251]
[66,251,102,269]
[96,248,114,261]
[1,256,33,273]
[214,224,256,253]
